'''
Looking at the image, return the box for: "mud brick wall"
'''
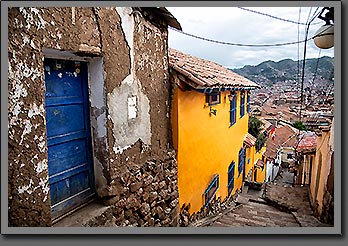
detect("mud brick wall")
[8,7,178,227]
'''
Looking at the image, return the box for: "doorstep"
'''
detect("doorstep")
[53,199,114,227]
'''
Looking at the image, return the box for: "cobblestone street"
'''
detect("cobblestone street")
[192,170,332,227]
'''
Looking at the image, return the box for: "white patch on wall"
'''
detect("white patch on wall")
[107,8,152,154]
[13,103,22,118]
[17,179,34,194]
[108,74,151,154]
[13,83,28,100]
[128,96,137,119]
[20,119,32,144]
[19,7,46,31]
[28,103,44,118]
[116,7,134,67]
[22,35,30,47]
[35,159,48,174]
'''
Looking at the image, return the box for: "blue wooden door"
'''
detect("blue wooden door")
[44,58,95,219]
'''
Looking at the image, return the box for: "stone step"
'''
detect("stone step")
[53,200,114,227]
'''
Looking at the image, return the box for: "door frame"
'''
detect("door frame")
[43,49,99,221]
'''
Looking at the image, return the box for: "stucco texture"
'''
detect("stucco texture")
[171,82,249,214]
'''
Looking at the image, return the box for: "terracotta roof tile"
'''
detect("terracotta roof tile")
[244,133,257,148]
[296,132,317,152]
[169,48,260,89]
[264,123,298,159]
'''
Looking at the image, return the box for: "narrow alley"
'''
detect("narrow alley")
[191,169,332,227]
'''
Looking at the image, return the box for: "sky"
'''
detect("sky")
[167,7,335,69]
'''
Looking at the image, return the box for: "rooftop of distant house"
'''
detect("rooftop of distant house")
[296,131,317,153]
[264,122,298,159]
[244,133,257,148]
[168,48,259,90]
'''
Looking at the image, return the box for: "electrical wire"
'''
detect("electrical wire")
[169,25,332,48]
[237,7,322,25]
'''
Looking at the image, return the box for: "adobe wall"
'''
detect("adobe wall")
[309,120,334,225]
[8,7,178,227]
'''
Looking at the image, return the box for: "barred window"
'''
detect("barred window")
[203,175,219,207]
[229,92,237,126]
[206,92,221,106]
[238,148,246,176]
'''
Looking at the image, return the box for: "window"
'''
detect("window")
[240,91,245,118]
[206,92,220,106]
[229,92,237,126]
[287,153,293,159]
[203,175,219,207]
[247,92,251,113]
[238,148,246,176]
[228,161,235,195]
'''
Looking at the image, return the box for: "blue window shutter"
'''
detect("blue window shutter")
[230,93,236,126]
[240,92,245,118]
[238,148,246,176]
[247,92,251,113]
[228,161,235,195]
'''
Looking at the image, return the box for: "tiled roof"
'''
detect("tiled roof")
[244,133,257,148]
[260,119,273,132]
[168,48,259,89]
[264,123,298,159]
[296,131,317,152]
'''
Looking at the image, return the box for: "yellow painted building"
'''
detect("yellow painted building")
[244,134,267,183]
[244,133,257,182]
[169,48,259,214]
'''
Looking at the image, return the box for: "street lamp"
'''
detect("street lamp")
[313,7,334,49]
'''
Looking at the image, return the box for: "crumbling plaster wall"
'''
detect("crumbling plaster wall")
[8,6,107,226]
[99,7,179,227]
[8,6,178,227]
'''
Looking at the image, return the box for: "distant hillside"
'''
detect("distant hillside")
[231,56,334,87]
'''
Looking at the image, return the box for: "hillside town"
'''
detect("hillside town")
[6,6,335,231]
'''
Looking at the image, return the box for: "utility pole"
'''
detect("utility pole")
[299,25,310,122]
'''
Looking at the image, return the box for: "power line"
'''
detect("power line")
[169,24,331,48]
[237,7,322,25]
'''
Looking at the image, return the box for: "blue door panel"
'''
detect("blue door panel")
[69,171,90,194]
[44,58,95,219]
[46,104,85,138]
[47,131,86,147]
[50,170,90,205]
[45,73,83,98]
[47,138,87,176]
[49,163,89,184]
[50,179,71,205]
[45,96,83,107]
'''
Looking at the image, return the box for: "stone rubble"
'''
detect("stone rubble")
[85,150,179,227]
